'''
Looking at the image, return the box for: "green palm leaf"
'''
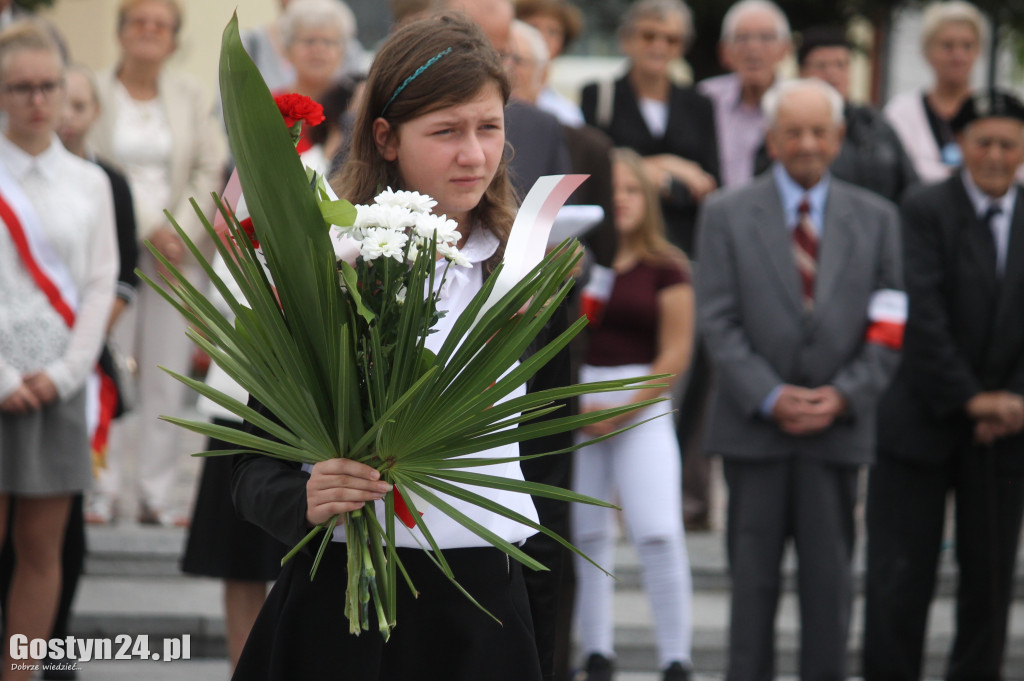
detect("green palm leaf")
[141,13,674,637]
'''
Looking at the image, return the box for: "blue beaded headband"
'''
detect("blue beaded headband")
[379,47,454,117]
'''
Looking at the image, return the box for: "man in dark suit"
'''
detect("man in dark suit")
[696,78,903,681]
[862,90,1024,681]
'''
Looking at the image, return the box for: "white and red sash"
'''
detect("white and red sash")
[0,163,116,470]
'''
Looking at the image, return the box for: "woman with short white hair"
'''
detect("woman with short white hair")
[242,0,365,92]
[578,0,719,257]
[884,0,986,182]
[279,0,352,93]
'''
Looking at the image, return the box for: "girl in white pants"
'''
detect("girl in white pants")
[572,148,695,681]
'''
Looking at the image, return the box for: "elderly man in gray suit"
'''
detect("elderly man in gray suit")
[696,78,903,681]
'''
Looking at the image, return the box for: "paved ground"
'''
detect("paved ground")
[59,406,1020,681]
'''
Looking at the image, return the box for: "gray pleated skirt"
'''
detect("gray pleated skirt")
[0,387,91,495]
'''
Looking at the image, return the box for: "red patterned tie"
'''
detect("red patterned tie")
[793,197,817,312]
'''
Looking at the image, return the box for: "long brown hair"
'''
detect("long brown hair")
[332,13,515,271]
[612,147,689,270]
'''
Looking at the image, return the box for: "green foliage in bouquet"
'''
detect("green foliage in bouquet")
[140,14,670,639]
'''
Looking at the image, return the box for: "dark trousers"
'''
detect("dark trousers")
[520,298,576,681]
[677,339,712,527]
[723,457,859,681]
[521,527,574,681]
[863,453,1024,681]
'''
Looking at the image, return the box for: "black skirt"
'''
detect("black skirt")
[181,421,286,581]
[232,542,543,681]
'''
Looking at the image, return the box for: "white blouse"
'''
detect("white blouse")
[0,136,118,400]
[111,82,173,237]
[638,97,669,139]
[322,226,540,549]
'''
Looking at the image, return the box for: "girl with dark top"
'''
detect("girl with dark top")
[230,14,543,681]
[572,147,695,681]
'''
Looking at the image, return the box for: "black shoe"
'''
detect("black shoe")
[662,661,691,681]
[575,653,614,681]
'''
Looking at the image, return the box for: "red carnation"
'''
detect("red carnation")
[239,217,260,249]
[274,93,325,128]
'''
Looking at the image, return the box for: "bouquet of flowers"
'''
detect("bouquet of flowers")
[142,15,667,639]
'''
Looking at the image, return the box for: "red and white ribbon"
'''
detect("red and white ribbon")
[0,164,78,324]
[476,174,588,323]
[865,288,907,350]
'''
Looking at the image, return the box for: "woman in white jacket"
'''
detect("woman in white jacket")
[86,0,227,526]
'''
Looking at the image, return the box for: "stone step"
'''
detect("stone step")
[68,567,1024,678]
[77,524,1024,677]
[609,588,1024,678]
[84,523,1024,599]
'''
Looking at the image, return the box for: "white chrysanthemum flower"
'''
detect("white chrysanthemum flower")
[353,203,383,230]
[395,286,407,304]
[355,203,416,232]
[437,242,472,268]
[375,187,437,214]
[359,228,409,262]
[413,213,461,246]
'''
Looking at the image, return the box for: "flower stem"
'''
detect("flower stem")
[345,510,364,634]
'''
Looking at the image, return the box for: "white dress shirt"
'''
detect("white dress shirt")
[962,169,1017,277]
[318,226,539,549]
[0,135,117,400]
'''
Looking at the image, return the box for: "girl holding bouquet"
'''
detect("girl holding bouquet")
[230,14,543,681]
[0,22,117,680]
[572,147,695,681]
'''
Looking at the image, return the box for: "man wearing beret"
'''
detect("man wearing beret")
[754,25,919,203]
[863,89,1024,681]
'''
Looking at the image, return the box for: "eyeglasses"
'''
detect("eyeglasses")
[123,15,176,33]
[3,80,63,100]
[636,29,684,47]
[729,31,781,46]
[294,36,342,49]
[501,52,535,67]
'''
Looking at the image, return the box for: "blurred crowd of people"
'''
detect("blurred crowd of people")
[0,0,1023,680]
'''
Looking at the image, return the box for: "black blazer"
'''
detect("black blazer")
[96,159,140,299]
[580,74,719,256]
[562,123,617,269]
[505,99,572,201]
[233,398,314,549]
[877,174,1024,470]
